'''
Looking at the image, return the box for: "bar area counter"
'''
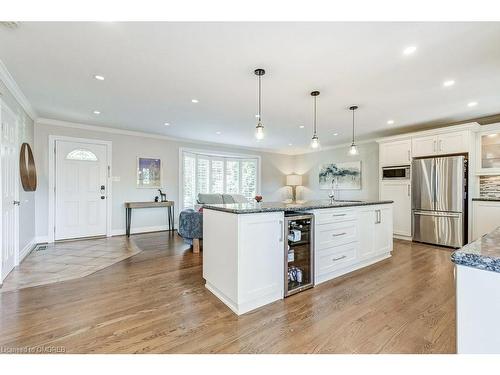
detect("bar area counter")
[452,227,500,353]
[202,199,394,315]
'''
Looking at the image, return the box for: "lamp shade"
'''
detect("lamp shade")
[286,174,302,186]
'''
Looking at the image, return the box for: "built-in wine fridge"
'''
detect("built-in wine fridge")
[284,212,314,297]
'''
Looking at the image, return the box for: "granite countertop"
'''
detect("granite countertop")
[203,199,394,214]
[472,197,500,202]
[451,227,500,273]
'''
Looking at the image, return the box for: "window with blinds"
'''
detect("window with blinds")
[181,150,260,208]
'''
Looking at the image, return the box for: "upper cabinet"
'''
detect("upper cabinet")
[379,139,411,166]
[476,124,500,175]
[412,130,470,157]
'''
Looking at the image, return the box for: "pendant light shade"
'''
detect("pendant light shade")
[254,68,265,140]
[349,105,359,156]
[310,91,321,150]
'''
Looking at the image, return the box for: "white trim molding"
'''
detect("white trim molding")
[36,117,283,155]
[0,59,37,120]
[111,224,176,237]
[19,238,37,263]
[48,135,113,243]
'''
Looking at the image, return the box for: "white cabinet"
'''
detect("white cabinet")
[412,135,438,157]
[203,209,284,315]
[380,181,411,237]
[313,204,393,285]
[358,205,393,260]
[379,139,411,167]
[412,131,469,157]
[476,126,500,175]
[472,200,500,241]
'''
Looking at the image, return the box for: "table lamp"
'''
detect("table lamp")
[286,174,303,202]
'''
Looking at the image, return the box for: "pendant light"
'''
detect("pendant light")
[348,105,359,156]
[310,91,320,149]
[254,68,265,140]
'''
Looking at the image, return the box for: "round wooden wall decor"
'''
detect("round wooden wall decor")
[19,142,37,192]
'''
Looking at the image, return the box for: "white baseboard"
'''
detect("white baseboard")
[19,238,37,263]
[35,236,49,244]
[111,224,177,236]
[394,234,412,241]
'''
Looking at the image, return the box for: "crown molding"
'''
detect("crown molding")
[0,58,37,120]
[35,117,289,155]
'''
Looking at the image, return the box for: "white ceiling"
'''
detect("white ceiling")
[1,22,500,154]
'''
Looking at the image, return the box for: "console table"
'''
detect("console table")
[124,201,175,237]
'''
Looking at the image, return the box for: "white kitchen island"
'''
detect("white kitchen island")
[203,200,394,315]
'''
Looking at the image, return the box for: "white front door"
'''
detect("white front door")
[1,102,19,281]
[55,140,108,240]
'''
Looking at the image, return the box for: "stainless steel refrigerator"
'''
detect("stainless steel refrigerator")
[412,155,467,248]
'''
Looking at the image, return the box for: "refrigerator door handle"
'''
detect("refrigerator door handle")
[413,211,461,218]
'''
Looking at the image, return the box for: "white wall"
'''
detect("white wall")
[0,78,36,255]
[34,121,295,239]
[293,142,380,201]
[34,120,380,240]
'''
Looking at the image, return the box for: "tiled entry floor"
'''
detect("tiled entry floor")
[1,236,142,292]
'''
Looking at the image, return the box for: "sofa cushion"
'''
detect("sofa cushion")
[197,193,223,204]
[222,194,249,204]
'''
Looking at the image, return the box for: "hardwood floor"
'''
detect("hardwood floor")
[0,232,456,353]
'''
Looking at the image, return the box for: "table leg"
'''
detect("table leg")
[126,208,132,237]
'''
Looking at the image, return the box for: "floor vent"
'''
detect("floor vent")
[35,244,48,252]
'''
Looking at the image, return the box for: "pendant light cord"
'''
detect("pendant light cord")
[313,96,317,136]
[258,75,262,122]
[351,108,355,144]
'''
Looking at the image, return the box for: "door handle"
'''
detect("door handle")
[279,220,284,242]
[407,184,410,197]
[13,200,20,206]
[332,213,346,217]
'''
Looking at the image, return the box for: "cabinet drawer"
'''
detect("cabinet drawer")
[316,221,358,249]
[315,208,357,225]
[316,242,357,276]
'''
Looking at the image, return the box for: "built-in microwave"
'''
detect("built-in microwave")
[382,165,410,180]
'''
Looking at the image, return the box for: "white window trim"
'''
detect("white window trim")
[179,147,262,210]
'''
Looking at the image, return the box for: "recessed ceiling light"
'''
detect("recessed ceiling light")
[299,125,305,129]
[93,110,101,115]
[94,75,105,81]
[191,99,199,103]
[403,46,417,56]
[467,101,478,107]
[164,122,170,126]
[387,120,395,125]
[288,143,293,146]
[333,133,339,136]
[216,131,221,135]
[443,80,455,87]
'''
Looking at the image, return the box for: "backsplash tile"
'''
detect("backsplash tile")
[479,175,500,198]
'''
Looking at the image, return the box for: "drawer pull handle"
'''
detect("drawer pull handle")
[332,232,346,237]
[332,214,346,217]
[332,255,347,262]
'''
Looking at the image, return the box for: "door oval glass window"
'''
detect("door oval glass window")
[66,149,98,161]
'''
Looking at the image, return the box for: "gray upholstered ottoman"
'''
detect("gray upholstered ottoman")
[178,209,203,253]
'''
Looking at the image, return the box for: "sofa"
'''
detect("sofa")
[178,194,250,253]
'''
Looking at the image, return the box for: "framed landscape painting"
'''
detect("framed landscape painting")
[319,161,361,190]
[137,157,162,188]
